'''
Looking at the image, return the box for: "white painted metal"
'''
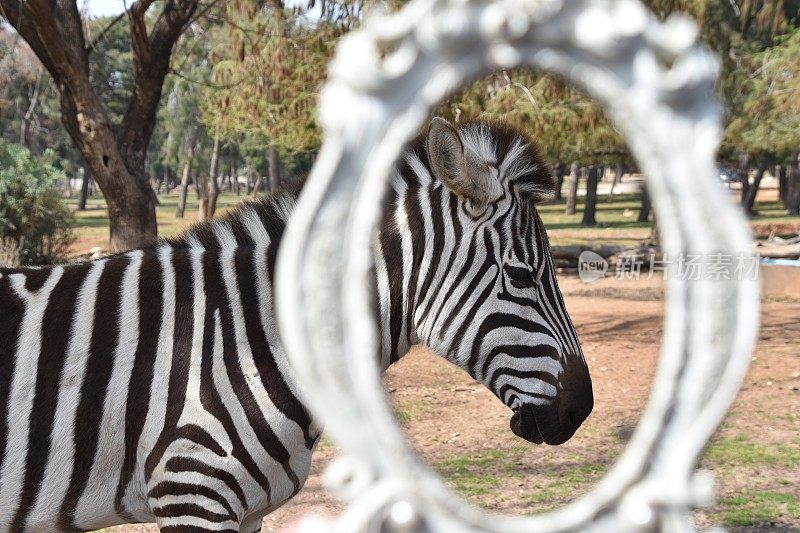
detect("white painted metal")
[275,0,761,530]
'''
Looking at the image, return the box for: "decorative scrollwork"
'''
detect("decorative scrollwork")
[275,0,760,530]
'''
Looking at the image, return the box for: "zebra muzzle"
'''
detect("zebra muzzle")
[510,405,543,444]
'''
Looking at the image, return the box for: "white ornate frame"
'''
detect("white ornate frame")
[275,0,761,530]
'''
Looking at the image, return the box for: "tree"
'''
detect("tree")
[268,144,281,191]
[175,128,197,219]
[439,69,629,228]
[0,141,74,265]
[607,164,623,202]
[77,163,91,211]
[726,27,800,214]
[581,166,599,226]
[742,161,769,214]
[0,1,198,251]
[198,126,222,220]
[201,8,338,157]
[1,28,81,174]
[565,163,579,216]
[638,184,652,223]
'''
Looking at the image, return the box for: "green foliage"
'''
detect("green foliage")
[443,70,627,166]
[3,0,800,206]
[729,28,800,159]
[393,409,412,426]
[524,462,608,511]
[392,398,435,426]
[87,16,134,124]
[0,142,74,266]
[203,13,337,154]
[435,449,610,505]
[718,490,800,527]
[0,29,79,167]
[705,435,800,468]
[434,451,505,496]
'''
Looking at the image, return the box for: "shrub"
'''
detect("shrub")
[0,141,74,266]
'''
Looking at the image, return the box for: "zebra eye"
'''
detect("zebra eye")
[505,265,536,289]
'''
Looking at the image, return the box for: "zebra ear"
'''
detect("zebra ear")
[426,118,487,206]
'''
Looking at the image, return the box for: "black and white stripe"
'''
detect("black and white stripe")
[0,118,591,531]
[377,118,592,446]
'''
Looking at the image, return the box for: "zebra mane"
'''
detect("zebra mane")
[460,119,556,203]
[404,118,556,203]
[164,180,304,251]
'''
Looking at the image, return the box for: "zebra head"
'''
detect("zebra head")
[382,117,593,445]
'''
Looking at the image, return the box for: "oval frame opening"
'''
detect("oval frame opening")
[275,0,761,531]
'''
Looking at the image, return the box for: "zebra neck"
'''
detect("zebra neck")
[374,176,458,371]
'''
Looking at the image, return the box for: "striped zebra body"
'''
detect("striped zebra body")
[0,200,315,531]
[0,118,592,531]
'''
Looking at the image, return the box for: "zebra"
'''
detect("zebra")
[0,117,592,532]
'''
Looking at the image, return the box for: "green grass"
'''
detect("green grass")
[538,192,800,245]
[434,451,505,496]
[393,409,412,426]
[66,191,254,255]
[392,398,435,426]
[434,448,609,505]
[750,199,800,225]
[705,435,800,469]
[68,189,800,253]
[718,490,800,527]
[538,194,650,229]
[433,438,800,524]
[523,462,608,512]
[314,434,336,452]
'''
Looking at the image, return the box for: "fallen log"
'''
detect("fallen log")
[755,242,800,260]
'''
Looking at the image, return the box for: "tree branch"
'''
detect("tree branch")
[127,0,155,63]
[168,67,243,89]
[118,0,198,169]
[0,0,61,82]
[85,12,125,55]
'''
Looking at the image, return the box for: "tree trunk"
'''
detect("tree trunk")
[778,164,788,208]
[607,164,622,202]
[565,162,579,215]
[233,163,240,195]
[197,175,209,222]
[199,126,222,220]
[581,166,599,226]
[647,216,659,246]
[78,164,91,211]
[268,144,281,192]
[786,154,800,216]
[51,80,158,250]
[553,162,564,201]
[20,69,43,147]
[209,174,219,217]
[742,161,768,215]
[738,153,751,204]
[2,0,198,252]
[638,183,651,222]
[176,141,195,219]
[252,176,263,197]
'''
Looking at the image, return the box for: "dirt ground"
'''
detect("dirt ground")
[106,274,799,533]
